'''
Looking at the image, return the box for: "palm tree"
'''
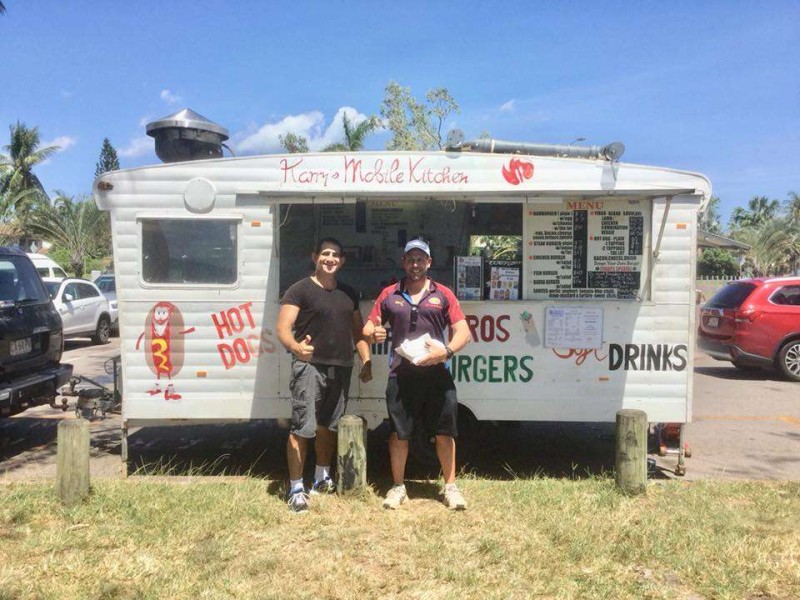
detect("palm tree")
[0,121,60,215]
[698,195,722,234]
[23,192,109,278]
[728,195,781,231]
[322,114,380,152]
[0,3,6,14]
[736,218,800,277]
[785,191,800,224]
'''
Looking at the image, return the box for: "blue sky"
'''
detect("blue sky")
[2,1,798,224]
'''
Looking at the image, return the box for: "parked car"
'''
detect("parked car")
[27,253,68,279]
[698,277,800,381]
[0,247,73,417]
[42,277,115,345]
[93,273,118,334]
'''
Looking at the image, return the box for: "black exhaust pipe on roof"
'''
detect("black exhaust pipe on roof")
[146,108,230,163]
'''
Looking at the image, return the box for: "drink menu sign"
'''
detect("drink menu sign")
[525,199,649,300]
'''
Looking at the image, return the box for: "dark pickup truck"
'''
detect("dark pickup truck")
[1,247,73,417]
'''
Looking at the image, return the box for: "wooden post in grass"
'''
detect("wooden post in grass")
[615,409,647,495]
[337,415,366,494]
[56,418,90,506]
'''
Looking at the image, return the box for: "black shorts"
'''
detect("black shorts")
[289,359,352,438]
[386,364,458,440]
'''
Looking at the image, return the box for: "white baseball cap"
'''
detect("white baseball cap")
[404,239,431,257]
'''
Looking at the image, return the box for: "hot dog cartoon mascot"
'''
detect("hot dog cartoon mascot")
[136,302,195,400]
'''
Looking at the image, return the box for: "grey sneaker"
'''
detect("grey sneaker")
[287,489,310,513]
[443,484,467,510]
[382,485,407,509]
[310,478,335,495]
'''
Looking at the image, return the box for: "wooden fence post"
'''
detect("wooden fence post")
[615,409,648,495]
[56,418,91,506]
[337,415,367,494]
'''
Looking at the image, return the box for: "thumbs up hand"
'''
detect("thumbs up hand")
[372,325,387,343]
[294,335,315,362]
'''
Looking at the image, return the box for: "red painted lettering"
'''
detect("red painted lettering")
[466,315,480,342]
[496,315,510,342]
[212,311,232,339]
[217,343,237,370]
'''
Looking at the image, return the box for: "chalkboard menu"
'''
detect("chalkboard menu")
[525,200,649,300]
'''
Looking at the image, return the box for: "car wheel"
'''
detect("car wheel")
[92,316,111,345]
[776,340,800,382]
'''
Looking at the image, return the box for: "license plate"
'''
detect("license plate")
[707,316,719,328]
[10,337,31,356]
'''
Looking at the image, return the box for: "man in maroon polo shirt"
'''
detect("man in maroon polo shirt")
[364,239,472,510]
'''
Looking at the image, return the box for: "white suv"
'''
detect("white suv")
[42,278,114,345]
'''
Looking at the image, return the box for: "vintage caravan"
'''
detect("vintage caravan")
[93,110,710,473]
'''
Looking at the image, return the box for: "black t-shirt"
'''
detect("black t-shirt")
[281,277,359,366]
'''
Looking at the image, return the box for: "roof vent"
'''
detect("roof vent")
[146,108,230,163]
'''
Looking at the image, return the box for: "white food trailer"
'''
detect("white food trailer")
[93,109,710,473]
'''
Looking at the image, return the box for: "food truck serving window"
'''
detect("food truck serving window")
[141,219,238,285]
[277,197,650,301]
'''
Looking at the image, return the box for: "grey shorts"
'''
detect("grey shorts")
[289,359,352,438]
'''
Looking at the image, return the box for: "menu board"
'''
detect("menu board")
[526,200,648,300]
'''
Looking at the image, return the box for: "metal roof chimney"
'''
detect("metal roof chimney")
[146,108,230,163]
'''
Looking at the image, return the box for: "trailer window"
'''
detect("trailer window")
[141,219,237,284]
[278,200,522,299]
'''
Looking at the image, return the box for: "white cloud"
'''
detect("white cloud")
[500,99,516,112]
[42,136,77,151]
[233,106,377,154]
[119,136,153,158]
[160,89,181,104]
[138,115,153,128]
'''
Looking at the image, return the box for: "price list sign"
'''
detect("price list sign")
[526,200,648,300]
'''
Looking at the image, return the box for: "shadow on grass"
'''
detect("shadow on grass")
[123,419,673,483]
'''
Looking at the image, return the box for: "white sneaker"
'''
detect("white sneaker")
[382,485,407,509]
[443,484,467,510]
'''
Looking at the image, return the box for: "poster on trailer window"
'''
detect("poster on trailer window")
[454,256,483,300]
[485,260,522,300]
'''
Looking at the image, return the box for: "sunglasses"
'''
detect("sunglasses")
[410,305,418,330]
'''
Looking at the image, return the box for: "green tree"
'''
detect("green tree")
[728,195,781,231]
[380,81,459,150]
[785,191,800,224]
[279,132,309,154]
[94,138,120,178]
[697,196,722,234]
[23,192,109,278]
[734,218,800,277]
[0,122,60,216]
[322,114,381,152]
[697,248,739,277]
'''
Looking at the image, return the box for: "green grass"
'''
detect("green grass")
[0,477,798,599]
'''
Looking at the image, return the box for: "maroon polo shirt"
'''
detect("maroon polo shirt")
[367,278,465,375]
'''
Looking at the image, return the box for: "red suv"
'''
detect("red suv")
[698,277,800,381]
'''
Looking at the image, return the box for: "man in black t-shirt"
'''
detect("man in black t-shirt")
[277,237,371,513]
